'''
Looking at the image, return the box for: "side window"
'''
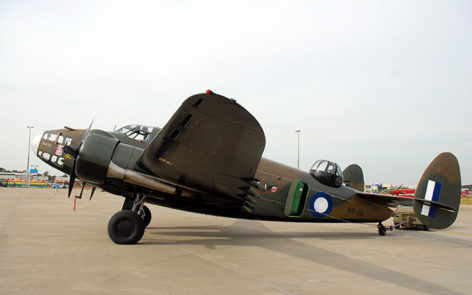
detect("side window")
[135,133,146,141]
[336,166,343,177]
[317,161,328,171]
[326,164,335,174]
[64,137,72,146]
[48,133,58,141]
[57,158,64,167]
[58,135,64,144]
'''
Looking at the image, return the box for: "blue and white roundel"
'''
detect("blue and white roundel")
[309,192,333,218]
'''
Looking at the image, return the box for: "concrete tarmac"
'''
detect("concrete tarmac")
[1,188,471,295]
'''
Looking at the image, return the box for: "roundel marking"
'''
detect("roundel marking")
[309,192,333,218]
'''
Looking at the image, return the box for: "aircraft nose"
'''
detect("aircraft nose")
[31,134,42,155]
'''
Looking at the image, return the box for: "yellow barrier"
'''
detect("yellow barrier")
[460,198,472,205]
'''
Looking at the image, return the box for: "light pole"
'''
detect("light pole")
[27,126,34,186]
[295,130,300,169]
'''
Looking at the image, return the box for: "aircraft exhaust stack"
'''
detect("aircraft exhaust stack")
[413,153,461,229]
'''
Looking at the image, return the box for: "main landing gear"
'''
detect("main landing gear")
[108,194,152,244]
[377,222,394,236]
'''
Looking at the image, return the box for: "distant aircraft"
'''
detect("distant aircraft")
[32,91,462,244]
[392,187,416,198]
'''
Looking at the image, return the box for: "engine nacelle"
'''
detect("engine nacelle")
[75,130,119,185]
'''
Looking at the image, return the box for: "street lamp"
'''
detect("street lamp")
[295,130,301,169]
[27,126,34,186]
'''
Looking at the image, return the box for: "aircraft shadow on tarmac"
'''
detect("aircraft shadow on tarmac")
[146,225,376,241]
[142,220,465,295]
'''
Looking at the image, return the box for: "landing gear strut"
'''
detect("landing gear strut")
[122,195,152,227]
[107,194,152,244]
[377,222,393,236]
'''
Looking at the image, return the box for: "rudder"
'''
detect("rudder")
[413,152,461,229]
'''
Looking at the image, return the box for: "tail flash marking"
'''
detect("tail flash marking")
[421,180,442,217]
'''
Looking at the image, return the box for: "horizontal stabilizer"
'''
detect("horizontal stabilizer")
[356,192,413,207]
[414,198,456,213]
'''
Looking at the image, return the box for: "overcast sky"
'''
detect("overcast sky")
[1,0,471,186]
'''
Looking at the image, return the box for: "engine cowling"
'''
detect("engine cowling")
[75,130,119,185]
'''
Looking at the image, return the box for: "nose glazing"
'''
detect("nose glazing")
[31,134,42,155]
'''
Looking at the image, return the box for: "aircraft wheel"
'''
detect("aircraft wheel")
[377,223,387,236]
[394,223,401,229]
[108,210,145,244]
[142,205,152,228]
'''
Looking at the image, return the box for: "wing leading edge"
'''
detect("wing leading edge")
[139,92,266,202]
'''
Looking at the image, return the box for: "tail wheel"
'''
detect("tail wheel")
[108,210,145,244]
[377,222,387,236]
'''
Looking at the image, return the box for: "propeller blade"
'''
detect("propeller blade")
[89,186,96,201]
[81,117,95,143]
[68,161,76,198]
[66,117,95,154]
[67,117,94,199]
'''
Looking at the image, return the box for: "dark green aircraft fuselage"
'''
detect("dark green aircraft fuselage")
[36,127,393,224]
[33,92,462,245]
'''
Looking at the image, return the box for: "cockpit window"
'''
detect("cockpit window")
[116,125,133,134]
[336,165,343,177]
[326,163,335,174]
[317,160,328,171]
[64,137,72,146]
[115,125,157,142]
[310,160,344,188]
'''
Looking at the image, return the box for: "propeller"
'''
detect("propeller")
[65,118,95,198]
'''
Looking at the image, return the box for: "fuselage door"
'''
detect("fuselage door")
[284,179,310,217]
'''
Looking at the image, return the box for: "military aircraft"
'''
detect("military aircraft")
[32,91,462,244]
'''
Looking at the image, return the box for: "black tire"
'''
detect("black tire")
[394,223,401,229]
[378,228,386,236]
[378,224,387,236]
[108,210,145,244]
[142,205,152,227]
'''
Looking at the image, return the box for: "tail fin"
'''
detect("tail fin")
[413,152,461,229]
[343,164,364,192]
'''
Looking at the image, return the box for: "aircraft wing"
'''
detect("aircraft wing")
[139,92,265,202]
[356,192,414,207]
